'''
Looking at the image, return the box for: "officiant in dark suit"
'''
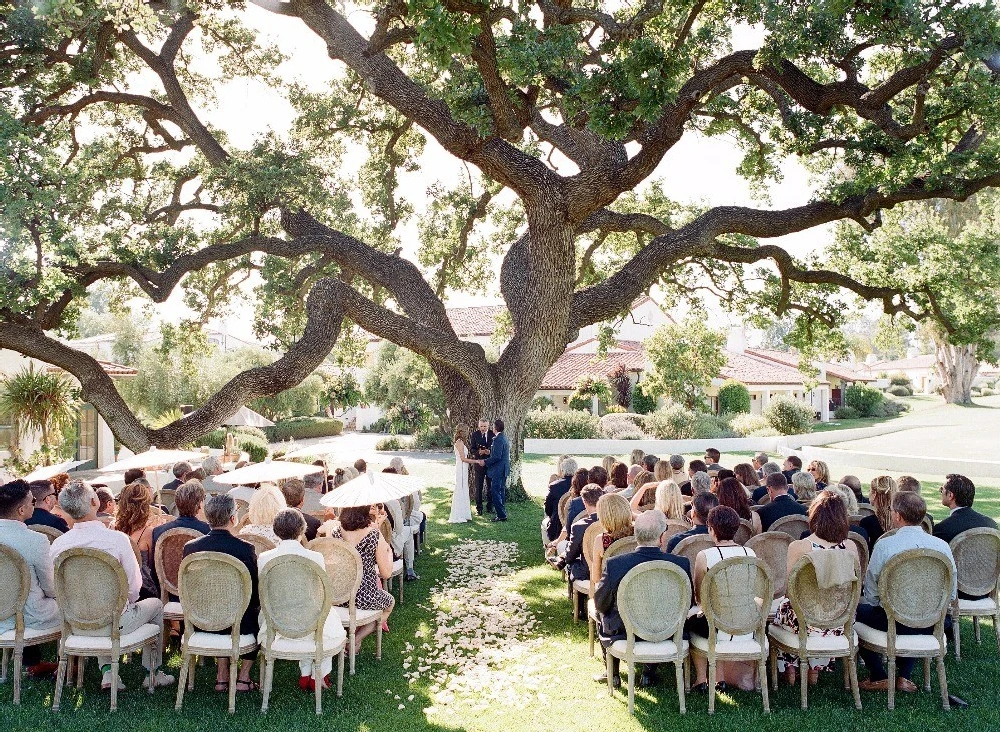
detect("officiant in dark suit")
[470,418,495,516]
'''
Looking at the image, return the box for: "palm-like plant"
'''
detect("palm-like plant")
[0,365,81,465]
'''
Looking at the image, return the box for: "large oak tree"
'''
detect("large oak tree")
[2,0,1000,485]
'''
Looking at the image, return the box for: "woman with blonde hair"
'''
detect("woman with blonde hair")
[629,448,645,466]
[653,479,687,521]
[449,423,478,523]
[114,481,171,598]
[859,475,897,551]
[592,493,635,572]
[653,459,671,483]
[601,455,617,475]
[806,460,830,490]
[792,470,818,504]
[240,484,286,544]
[389,456,409,475]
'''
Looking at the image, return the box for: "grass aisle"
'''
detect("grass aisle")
[4,487,1000,731]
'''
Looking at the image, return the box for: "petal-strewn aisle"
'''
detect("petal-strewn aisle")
[401,539,554,716]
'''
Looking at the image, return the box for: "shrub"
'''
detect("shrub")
[530,395,554,410]
[630,384,657,414]
[236,434,269,462]
[264,417,344,442]
[717,380,752,415]
[887,384,912,397]
[834,406,861,420]
[763,396,814,435]
[728,412,769,437]
[844,383,884,417]
[598,413,648,440]
[603,404,627,414]
[981,387,996,397]
[232,425,268,441]
[872,398,909,417]
[644,405,735,440]
[375,435,411,451]
[196,429,226,449]
[524,409,599,439]
[889,373,913,388]
[412,430,453,449]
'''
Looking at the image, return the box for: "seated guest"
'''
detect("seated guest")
[48,474,75,527]
[384,491,420,582]
[826,483,869,541]
[690,472,712,496]
[543,457,577,545]
[792,471,818,504]
[629,471,656,508]
[239,485,286,545]
[150,481,210,593]
[200,456,226,494]
[679,459,708,496]
[550,468,590,552]
[934,473,998,545]
[840,474,868,504]
[641,454,659,473]
[183,495,259,693]
[781,455,802,484]
[114,482,171,598]
[734,463,761,492]
[773,491,860,686]
[25,480,69,534]
[0,480,60,677]
[258,508,347,691]
[591,493,634,575]
[123,467,147,486]
[353,458,367,474]
[52,481,174,691]
[608,462,630,492]
[653,480,688,522]
[94,486,116,523]
[629,449,645,467]
[717,477,761,534]
[753,452,770,480]
[652,459,671,484]
[859,476,897,551]
[326,505,395,651]
[627,464,642,486]
[593,510,691,688]
[666,492,718,553]
[280,478,322,542]
[182,467,207,485]
[600,455,616,476]
[163,462,191,492]
[686,506,758,691]
[757,473,808,532]
[302,472,328,515]
[751,462,783,503]
[806,460,830,490]
[588,465,609,490]
[709,468,735,493]
[857,492,956,693]
[556,485,603,593]
[668,454,687,486]
[704,448,723,473]
[897,475,921,493]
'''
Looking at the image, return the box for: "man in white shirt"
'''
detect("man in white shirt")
[50,481,175,692]
[258,509,346,691]
[0,479,61,677]
[857,491,956,693]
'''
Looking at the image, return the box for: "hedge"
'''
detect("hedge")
[264,417,344,442]
[844,383,884,417]
[524,409,599,439]
[717,379,752,414]
[834,406,861,420]
[644,405,735,440]
[763,396,814,435]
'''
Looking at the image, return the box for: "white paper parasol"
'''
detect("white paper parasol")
[212,458,325,486]
[98,447,207,473]
[320,471,424,508]
[223,406,275,427]
[279,441,339,460]
[23,459,89,481]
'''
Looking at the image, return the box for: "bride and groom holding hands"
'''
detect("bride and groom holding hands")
[450,418,509,524]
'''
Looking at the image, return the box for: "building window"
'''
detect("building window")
[77,405,97,464]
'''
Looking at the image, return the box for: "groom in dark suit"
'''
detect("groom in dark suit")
[484,418,510,522]
[470,419,495,516]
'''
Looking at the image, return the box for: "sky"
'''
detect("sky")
[139,7,833,341]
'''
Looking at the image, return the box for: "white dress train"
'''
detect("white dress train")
[449,442,473,523]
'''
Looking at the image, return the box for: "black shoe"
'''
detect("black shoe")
[405,571,420,582]
[593,672,621,688]
[639,672,659,688]
[491,517,507,522]
[692,682,709,693]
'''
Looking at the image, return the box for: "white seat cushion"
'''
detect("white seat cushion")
[854,622,944,652]
[185,631,257,653]
[958,597,998,613]
[163,601,184,618]
[770,598,782,615]
[64,623,160,652]
[333,606,383,626]
[690,633,767,656]
[572,579,591,594]
[265,633,346,657]
[392,559,404,574]
[610,638,689,662]
[768,624,858,652]
[0,624,61,644]
[587,598,597,620]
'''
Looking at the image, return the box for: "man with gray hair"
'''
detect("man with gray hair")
[691,472,712,495]
[163,461,192,492]
[751,462,783,503]
[593,510,692,687]
[200,455,225,494]
[753,452,769,479]
[51,481,174,692]
[543,456,578,544]
[668,455,686,486]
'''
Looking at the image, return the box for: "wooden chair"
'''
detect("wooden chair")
[233,498,250,523]
[154,526,205,638]
[52,548,162,712]
[28,524,63,543]
[664,519,692,540]
[572,522,603,624]
[569,510,587,529]
[588,535,638,657]
[756,494,772,506]
[175,552,257,714]
[921,514,935,534]
[0,545,61,704]
[690,556,774,714]
[159,489,178,517]
[734,519,755,545]
[606,562,692,715]
[855,504,875,518]
[769,514,810,540]
[767,552,862,710]
[670,534,715,568]
[949,528,1000,660]
[745,532,793,617]
[557,493,572,537]
[854,548,953,710]
[241,532,278,558]
[307,537,382,675]
[846,531,870,579]
[259,554,346,714]
[378,519,405,604]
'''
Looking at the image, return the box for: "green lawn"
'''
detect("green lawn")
[4,485,999,731]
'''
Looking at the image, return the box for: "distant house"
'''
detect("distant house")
[861,353,938,394]
[66,326,261,359]
[535,339,647,411]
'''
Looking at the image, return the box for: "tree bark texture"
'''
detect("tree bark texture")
[935,341,979,405]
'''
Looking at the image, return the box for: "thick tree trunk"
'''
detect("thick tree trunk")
[935,341,979,404]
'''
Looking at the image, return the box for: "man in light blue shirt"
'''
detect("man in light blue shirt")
[857,491,956,693]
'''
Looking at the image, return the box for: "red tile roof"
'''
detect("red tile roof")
[540,349,646,390]
[719,352,814,386]
[747,348,873,382]
[865,354,937,372]
[46,360,138,378]
[445,305,506,337]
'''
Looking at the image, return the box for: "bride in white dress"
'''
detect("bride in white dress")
[449,424,478,523]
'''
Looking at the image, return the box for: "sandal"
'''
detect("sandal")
[214,681,229,693]
[235,680,259,693]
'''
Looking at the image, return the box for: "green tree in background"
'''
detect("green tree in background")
[0,365,80,465]
[642,318,727,411]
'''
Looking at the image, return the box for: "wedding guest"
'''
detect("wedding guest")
[934,473,998,544]
[25,480,68,534]
[717,477,761,534]
[757,473,807,531]
[840,475,868,503]
[734,463,761,491]
[666,492,718,553]
[239,485,286,544]
[280,478,322,541]
[792,471,818,504]
[859,476,897,551]
[806,460,830,490]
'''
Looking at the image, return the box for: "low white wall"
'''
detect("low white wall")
[524,436,779,456]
